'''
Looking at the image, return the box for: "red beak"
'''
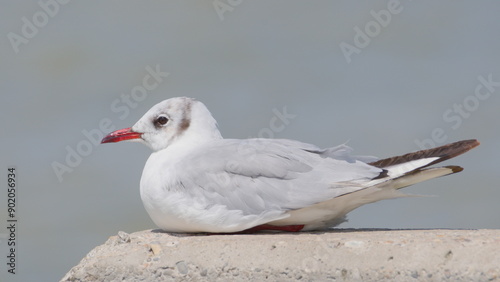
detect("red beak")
[101,127,142,144]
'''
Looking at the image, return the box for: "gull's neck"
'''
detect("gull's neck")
[161,102,223,154]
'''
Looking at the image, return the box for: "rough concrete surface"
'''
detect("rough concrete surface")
[62,229,500,281]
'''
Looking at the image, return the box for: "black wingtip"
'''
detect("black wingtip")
[446,165,464,173]
[369,139,480,169]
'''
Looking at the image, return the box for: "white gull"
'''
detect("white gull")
[101,97,479,233]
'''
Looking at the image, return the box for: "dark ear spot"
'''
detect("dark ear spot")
[178,100,192,133]
[179,118,190,131]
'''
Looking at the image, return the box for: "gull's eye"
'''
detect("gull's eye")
[155,115,169,126]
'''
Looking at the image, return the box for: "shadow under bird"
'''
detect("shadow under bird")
[101,97,480,233]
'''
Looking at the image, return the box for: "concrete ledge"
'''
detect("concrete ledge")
[62,229,500,281]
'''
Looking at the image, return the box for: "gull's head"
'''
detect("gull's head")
[101,97,222,151]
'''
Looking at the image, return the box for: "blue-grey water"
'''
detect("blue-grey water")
[1,1,499,281]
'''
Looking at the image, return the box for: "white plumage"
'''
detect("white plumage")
[101,97,479,233]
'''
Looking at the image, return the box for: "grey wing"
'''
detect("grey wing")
[175,138,382,216]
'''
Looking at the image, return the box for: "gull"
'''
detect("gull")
[101,97,479,233]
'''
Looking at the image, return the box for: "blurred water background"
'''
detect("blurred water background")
[1,1,499,281]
